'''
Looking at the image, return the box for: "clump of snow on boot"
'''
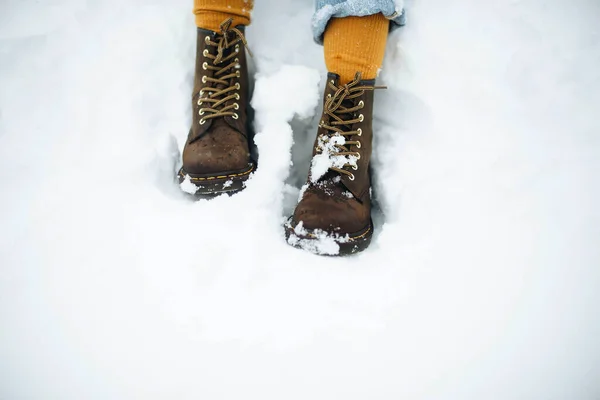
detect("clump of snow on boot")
[285,221,351,255]
[179,175,200,194]
[310,134,358,183]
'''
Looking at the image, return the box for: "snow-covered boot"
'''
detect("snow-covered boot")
[178,18,255,195]
[285,73,380,256]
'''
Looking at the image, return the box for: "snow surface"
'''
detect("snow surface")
[1,0,600,399]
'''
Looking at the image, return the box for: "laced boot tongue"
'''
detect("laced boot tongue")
[337,97,357,129]
[197,19,247,127]
[309,72,385,195]
[308,171,354,199]
[309,73,370,185]
[316,171,341,184]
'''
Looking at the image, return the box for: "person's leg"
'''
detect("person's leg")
[285,1,403,255]
[313,0,405,43]
[324,13,389,85]
[179,1,255,195]
[193,0,253,32]
[316,0,405,83]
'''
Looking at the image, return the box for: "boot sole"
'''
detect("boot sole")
[284,218,373,256]
[177,163,256,196]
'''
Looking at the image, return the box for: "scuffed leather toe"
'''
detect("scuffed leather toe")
[293,186,370,234]
[182,121,250,175]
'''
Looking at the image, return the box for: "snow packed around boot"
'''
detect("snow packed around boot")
[1,0,600,398]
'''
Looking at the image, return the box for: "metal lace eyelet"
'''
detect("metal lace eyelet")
[203,49,209,57]
[355,153,361,160]
[330,80,335,85]
[234,103,239,110]
[356,141,362,149]
[232,113,239,120]
[357,128,362,136]
[205,36,210,44]
[358,114,364,122]
[202,62,208,70]
[199,110,204,115]
[348,173,355,181]
[235,45,240,52]
[352,165,359,171]
[197,100,202,106]
[327,94,332,99]
[235,83,240,90]
[236,71,241,78]
[202,76,207,83]
[358,100,364,108]
[235,93,240,100]
[199,118,206,125]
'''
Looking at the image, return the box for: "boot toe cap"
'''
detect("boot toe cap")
[293,195,369,235]
[182,129,250,175]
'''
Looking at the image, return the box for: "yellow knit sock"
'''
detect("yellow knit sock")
[324,13,390,84]
[193,0,253,32]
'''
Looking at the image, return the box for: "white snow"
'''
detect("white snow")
[310,133,358,182]
[297,182,310,202]
[286,220,350,256]
[287,229,341,256]
[179,175,200,194]
[1,0,600,399]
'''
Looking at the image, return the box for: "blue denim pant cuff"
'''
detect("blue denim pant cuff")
[312,0,406,44]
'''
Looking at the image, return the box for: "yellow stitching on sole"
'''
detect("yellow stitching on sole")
[179,164,255,182]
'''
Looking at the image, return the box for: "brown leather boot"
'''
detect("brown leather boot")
[285,73,380,255]
[178,18,256,195]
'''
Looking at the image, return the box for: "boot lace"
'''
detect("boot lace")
[316,72,384,181]
[197,18,251,125]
